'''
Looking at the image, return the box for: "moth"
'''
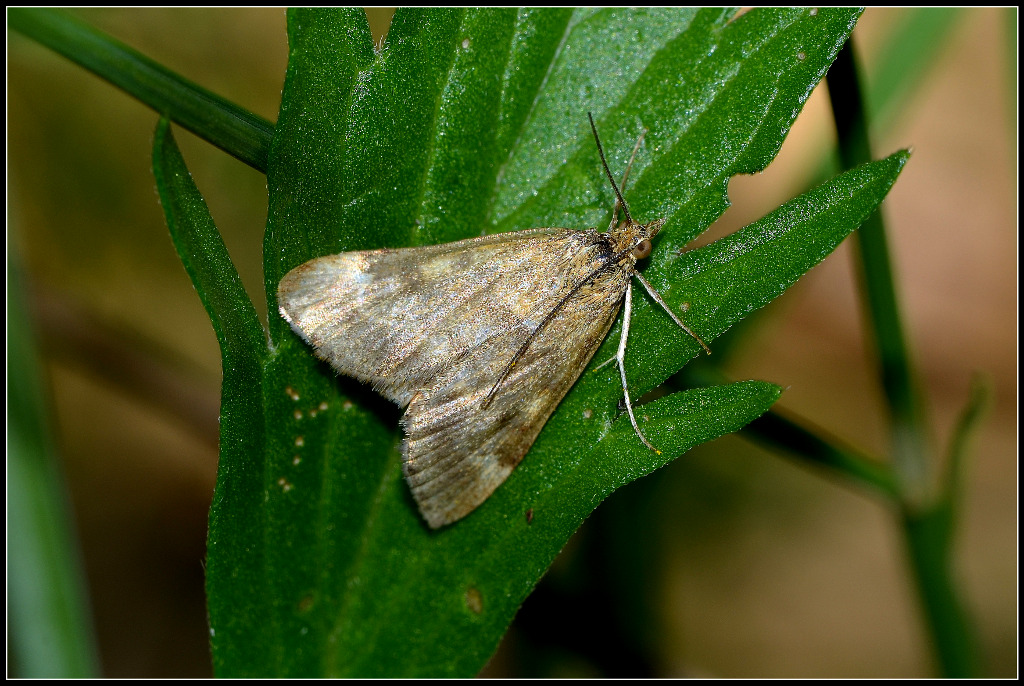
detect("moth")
[278,114,709,528]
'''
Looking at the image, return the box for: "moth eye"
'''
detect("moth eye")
[631,239,652,259]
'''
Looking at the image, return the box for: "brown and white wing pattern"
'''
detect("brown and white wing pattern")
[278,228,632,528]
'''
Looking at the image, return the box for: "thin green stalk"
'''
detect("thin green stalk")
[743,410,899,499]
[907,374,988,677]
[8,255,101,677]
[900,501,979,677]
[826,40,979,677]
[8,7,273,172]
[869,8,961,133]
[828,41,928,497]
[678,365,899,500]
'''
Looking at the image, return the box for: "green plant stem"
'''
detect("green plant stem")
[7,256,101,677]
[8,7,273,172]
[678,365,899,499]
[828,40,927,498]
[910,374,989,677]
[826,40,978,677]
[744,410,898,497]
[869,8,961,133]
[901,501,979,677]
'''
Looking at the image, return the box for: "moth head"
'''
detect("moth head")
[630,217,667,260]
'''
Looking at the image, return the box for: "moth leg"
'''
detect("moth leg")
[633,272,711,354]
[617,281,661,454]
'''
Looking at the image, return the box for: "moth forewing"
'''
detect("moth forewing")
[277,228,566,405]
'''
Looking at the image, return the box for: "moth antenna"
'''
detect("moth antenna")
[610,127,648,230]
[588,112,634,227]
[619,127,647,196]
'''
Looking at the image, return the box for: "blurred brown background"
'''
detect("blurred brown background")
[7,8,1016,677]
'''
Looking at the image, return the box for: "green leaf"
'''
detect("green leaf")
[166,7,910,677]
[151,117,272,669]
